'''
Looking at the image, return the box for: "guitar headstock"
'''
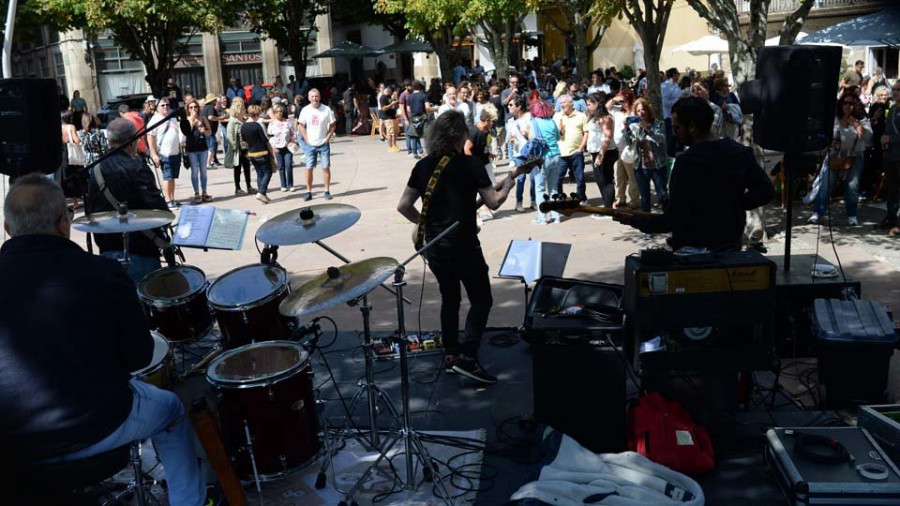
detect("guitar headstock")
[538,194,582,215]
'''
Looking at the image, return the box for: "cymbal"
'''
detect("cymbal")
[72,209,175,234]
[279,257,399,317]
[256,204,361,246]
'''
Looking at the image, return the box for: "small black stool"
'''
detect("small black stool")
[18,445,130,505]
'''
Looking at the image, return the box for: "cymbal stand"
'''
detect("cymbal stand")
[340,223,461,506]
[313,239,411,304]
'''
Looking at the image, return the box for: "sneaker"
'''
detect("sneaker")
[413,154,422,160]
[323,191,332,200]
[304,192,313,201]
[280,187,288,192]
[167,201,178,209]
[256,193,270,204]
[591,214,611,220]
[390,146,401,152]
[529,202,536,210]
[247,187,258,194]
[235,188,247,196]
[443,354,459,374]
[452,357,497,385]
[515,203,525,212]
[532,216,549,225]
[807,213,820,225]
[847,216,859,227]
[286,187,295,193]
[201,193,213,202]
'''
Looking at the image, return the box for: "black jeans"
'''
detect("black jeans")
[426,246,493,359]
[233,151,252,190]
[592,149,619,208]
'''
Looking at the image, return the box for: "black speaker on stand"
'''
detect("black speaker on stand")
[740,46,842,272]
[0,79,63,179]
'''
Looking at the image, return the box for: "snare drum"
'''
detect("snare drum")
[138,265,213,342]
[132,331,175,389]
[207,264,293,349]
[207,341,320,480]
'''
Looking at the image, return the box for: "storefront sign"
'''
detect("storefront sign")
[223,53,262,64]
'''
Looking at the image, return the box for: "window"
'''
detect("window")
[872,47,899,80]
[54,52,65,77]
[95,45,143,72]
[39,57,49,78]
[220,35,261,54]
[48,29,60,44]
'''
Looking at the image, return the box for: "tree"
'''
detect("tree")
[243,0,328,85]
[620,0,673,133]
[541,0,620,81]
[375,0,469,81]
[465,0,537,80]
[332,0,408,41]
[36,0,229,95]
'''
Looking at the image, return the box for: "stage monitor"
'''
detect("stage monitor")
[0,79,63,178]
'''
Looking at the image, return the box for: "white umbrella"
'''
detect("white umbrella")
[671,34,729,71]
[764,32,808,46]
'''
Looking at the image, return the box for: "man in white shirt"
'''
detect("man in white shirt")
[147,98,182,208]
[297,88,337,201]
[457,86,476,128]
[436,86,459,117]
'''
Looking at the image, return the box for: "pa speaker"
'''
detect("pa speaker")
[740,46,841,152]
[0,79,63,177]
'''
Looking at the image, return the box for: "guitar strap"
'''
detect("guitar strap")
[414,155,451,250]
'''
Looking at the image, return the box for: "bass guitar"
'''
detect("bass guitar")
[539,196,655,218]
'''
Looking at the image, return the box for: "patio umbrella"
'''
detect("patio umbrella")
[312,41,384,59]
[764,32,808,46]
[800,6,900,46]
[671,34,729,70]
[380,39,434,54]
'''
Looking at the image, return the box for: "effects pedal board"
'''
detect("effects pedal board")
[373,332,444,361]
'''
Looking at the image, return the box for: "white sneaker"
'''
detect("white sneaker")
[807,213,820,225]
[256,193,270,204]
[847,216,859,226]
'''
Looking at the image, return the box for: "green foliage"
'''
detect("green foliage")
[243,0,327,80]
[376,0,469,40]
[620,64,635,80]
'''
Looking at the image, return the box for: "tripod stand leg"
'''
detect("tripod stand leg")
[408,433,454,505]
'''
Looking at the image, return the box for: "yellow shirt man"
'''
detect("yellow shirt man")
[555,101,588,157]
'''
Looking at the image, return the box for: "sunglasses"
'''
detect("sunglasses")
[159,103,170,107]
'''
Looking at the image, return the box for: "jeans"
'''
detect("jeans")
[221,129,229,156]
[556,151,586,201]
[275,148,294,189]
[160,154,181,181]
[49,379,204,506]
[409,135,423,156]
[248,155,272,195]
[101,251,161,285]
[592,149,619,208]
[186,151,207,193]
[664,117,677,157]
[884,159,900,226]
[534,155,561,222]
[815,153,863,218]
[634,167,668,212]
[304,143,330,169]
[426,247,493,359]
[511,154,536,205]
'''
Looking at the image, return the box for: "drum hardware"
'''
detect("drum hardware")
[72,204,175,270]
[338,223,461,506]
[242,420,264,505]
[182,345,224,378]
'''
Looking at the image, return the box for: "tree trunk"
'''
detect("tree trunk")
[572,25,588,82]
[729,42,758,148]
[493,38,510,80]
[430,38,454,82]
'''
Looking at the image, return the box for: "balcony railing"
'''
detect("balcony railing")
[737,0,874,15]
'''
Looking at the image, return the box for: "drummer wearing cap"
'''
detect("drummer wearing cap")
[0,175,205,505]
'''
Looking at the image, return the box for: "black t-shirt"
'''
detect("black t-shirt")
[378,95,396,119]
[240,121,270,153]
[468,125,491,166]
[490,95,504,123]
[407,91,427,116]
[406,154,492,251]
[201,103,219,134]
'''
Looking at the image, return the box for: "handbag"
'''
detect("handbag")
[66,127,85,166]
[520,118,548,159]
[288,141,302,156]
[619,122,639,164]
[827,138,857,171]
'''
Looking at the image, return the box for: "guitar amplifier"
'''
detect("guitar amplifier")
[766,427,900,505]
[624,251,776,374]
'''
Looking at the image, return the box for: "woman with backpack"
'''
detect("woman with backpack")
[529,99,562,225]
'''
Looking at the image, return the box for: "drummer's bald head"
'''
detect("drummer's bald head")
[4,173,69,238]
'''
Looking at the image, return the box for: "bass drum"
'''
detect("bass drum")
[207,341,320,480]
[138,265,213,342]
[207,264,294,349]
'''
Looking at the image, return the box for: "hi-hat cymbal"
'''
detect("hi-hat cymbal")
[256,204,361,246]
[279,257,399,317]
[72,209,175,234]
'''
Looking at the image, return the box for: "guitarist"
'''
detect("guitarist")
[397,110,529,385]
[614,97,774,252]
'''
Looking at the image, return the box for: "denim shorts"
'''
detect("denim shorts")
[304,143,330,169]
[160,154,181,180]
[205,134,217,152]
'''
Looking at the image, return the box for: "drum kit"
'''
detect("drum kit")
[75,202,462,505]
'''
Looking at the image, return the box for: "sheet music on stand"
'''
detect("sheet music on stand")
[173,205,250,250]
[499,240,571,284]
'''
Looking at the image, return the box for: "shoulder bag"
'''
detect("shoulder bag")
[520,118,548,159]
[66,126,85,166]
[827,137,857,171]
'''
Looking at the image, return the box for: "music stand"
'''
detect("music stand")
[499,240,571,326]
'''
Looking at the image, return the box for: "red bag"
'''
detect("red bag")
[628,392,715,477]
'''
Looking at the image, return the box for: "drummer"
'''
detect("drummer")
[0,175,206,505]
[89,118,172,283]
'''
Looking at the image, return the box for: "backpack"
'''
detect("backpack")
[628,392,715,478]
[520,118,549,158]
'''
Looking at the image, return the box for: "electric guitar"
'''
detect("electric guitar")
[412,156,545,248]
[539,196,655,218]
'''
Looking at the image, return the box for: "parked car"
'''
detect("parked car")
[97,93,150,128]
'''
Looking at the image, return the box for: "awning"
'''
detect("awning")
[312,41,383,59]
[380,39,434,54]
[801,6,900,46]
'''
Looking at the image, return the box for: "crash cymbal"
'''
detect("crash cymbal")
[72,209,175,234]
[256,204,361,246]
[279,257,399,317]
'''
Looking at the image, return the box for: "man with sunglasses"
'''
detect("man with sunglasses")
[147,99,183,208]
